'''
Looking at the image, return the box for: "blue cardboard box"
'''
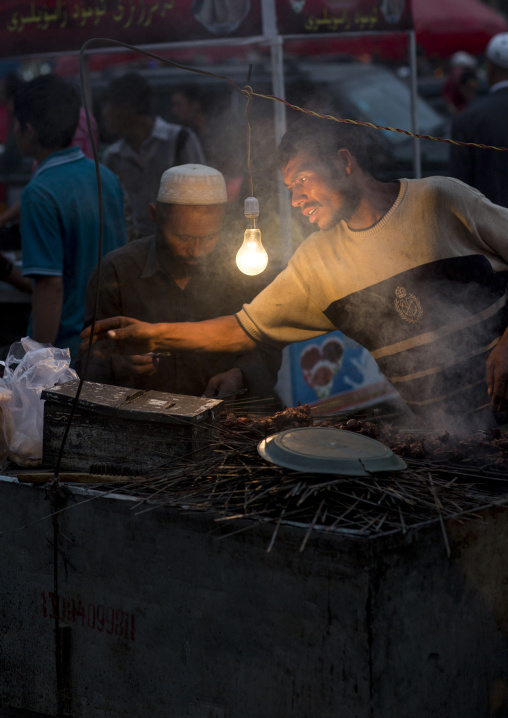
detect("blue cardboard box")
[278,330,397,414]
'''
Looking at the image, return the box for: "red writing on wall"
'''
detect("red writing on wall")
[41,591,135,642]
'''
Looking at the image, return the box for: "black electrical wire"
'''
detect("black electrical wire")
[50,41,252,714]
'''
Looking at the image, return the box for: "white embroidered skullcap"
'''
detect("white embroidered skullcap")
[486,33,508,69]
[157,164,227,205]
[450,51,477,69]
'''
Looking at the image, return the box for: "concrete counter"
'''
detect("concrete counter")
[1,475,508,717]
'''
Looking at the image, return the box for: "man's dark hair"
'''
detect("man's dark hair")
[171,83,203,105]
[4,73,25,103]
[278,115,379,174]
[459,68,478,87]
[13,74,80,149]
[105,72,152,115]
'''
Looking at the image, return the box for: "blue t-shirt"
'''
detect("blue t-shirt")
[21,147,127,360]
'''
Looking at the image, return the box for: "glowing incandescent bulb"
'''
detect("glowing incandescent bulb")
[236,196,268,276]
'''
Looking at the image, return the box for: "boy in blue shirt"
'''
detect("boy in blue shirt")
[14,74,127,362]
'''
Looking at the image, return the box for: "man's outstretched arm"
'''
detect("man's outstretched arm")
[80,314,257,356]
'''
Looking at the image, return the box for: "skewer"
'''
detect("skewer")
[16,405,507,551]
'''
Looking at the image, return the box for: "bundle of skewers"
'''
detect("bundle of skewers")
[37,400,506,552]
[14,399,508,552]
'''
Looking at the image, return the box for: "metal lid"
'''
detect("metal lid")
[257,426,406,476]
[41,380,223,423]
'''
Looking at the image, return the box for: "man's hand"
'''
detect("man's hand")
[203,368,245,398]
[486,328,508,410]
[80,317,158,356]
[80,314,256,356]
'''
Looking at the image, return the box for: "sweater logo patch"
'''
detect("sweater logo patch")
[394,286,423,324]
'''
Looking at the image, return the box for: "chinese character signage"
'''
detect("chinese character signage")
[0,1,263,58]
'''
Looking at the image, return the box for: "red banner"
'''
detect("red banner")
[276,0,413,35]
[0,1,413,60]
[0,1,263,58]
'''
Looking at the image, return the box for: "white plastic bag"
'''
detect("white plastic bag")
[0,337,78,467]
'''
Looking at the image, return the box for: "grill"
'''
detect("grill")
[25,399,508,553]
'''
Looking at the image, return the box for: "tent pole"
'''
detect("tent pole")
[408,29,421,179]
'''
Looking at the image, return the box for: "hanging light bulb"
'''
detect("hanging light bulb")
[236,197,268,276]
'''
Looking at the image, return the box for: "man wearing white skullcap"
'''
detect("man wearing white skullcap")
[449,32,508,208]
[75,164,281,403]
[157,163,228,205]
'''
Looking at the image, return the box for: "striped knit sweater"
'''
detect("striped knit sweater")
[236,176,508,426]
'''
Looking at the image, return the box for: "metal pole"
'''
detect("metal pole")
[408,29,421,179]
[261,0,294,407]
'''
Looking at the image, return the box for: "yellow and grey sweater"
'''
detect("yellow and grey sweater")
[236,177,508,422]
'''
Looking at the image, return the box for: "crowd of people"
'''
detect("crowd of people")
[448,34,508,208]
[2,32,508,428]
[0,70,281,405]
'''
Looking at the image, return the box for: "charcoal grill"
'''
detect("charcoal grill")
[29,402,506,552]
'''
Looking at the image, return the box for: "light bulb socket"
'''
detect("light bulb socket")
[244,196,259,218]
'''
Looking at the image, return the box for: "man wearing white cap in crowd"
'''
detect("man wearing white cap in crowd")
[449,33,508,208]
[75,164,281,402]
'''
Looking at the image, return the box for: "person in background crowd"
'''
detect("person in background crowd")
[170,83,245,204]
[13,74,127,363]
[0,74,26,230]
[84,116,508,431]
[0,252,31,293]
[0,74,26,176]
[76,164,281,404]
[441,65,479,115]
[73,105,99,159]
[449,33,508,208]
[101,73,205,239]
[450,51,478,70]
[0,89,101,229]
[0,248,32,361]
[170,84,207,147]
